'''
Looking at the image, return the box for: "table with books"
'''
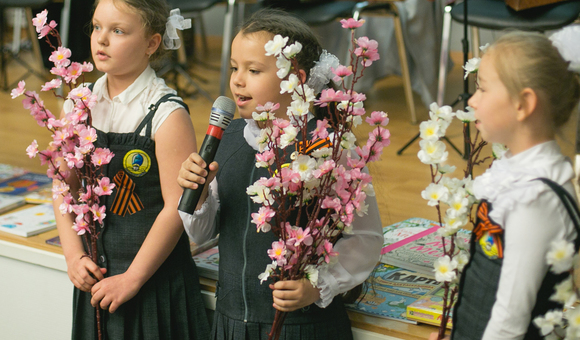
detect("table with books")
[0,165,441,340]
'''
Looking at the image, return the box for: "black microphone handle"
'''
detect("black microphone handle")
[178,134,222,214]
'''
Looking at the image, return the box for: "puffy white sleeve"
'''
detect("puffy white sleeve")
[178,178,220,245]
[481,188,576,340]
[315,190,383,308]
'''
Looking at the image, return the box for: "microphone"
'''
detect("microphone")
[178,96,236,214]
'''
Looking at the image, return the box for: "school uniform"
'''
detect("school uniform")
[71,67,210,340]
[452,141,579,340]
[180,118,383,340]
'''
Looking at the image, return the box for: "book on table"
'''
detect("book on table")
[346,263,442,323]
[192,246,219,280]
[0,204,56,237]
[0,164,28,183]
[407,285,454,328]
[24,186,53,204]
[0,194,26,214]
[0,173,51,196]
[380,218,471,276]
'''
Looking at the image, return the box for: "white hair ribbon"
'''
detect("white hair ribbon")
[163,9,192,50]
[306,50,340,94]
[550,25,580,74]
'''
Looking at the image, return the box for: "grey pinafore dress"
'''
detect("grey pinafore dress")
[452,178,580,340]
[71,94,210,340]
[211,119,353,340]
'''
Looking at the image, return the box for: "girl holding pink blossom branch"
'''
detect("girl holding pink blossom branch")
[52,0,210,338]
[177,9,384,340]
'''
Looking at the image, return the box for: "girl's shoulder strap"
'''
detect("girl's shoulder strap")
[135,93,190,138]
[535,177,580,237]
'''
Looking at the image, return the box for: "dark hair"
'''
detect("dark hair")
[93,0,170,65]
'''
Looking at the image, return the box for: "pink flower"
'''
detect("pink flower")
[349,91,366,103]
[315,88,351,107]
[321,196,342,213]
[52,181,70,199]
[91,148,114,166]
[79,185,92,203]
[53,129,71,146]
[256,149,275,167]
[50,66,67,77]
[256,102,280,112]
[32,10,48,33]
[293,227,313,247]
[81,61,93,73]
[72,203,89,216]
[78,125,97,147]
[64,62,83,83]
[251,206,276,232]
[317,240,338,263]
[49,47,71,68]
[38,20,57,39]
[26,140,38,158]
[368,126,391,147]
[331,65,353,83]
[340,203,355,225]
[340,18,365,29]
[272,118,290,129]
[11,81,25,98]
[94,177,115,196]
[73,219,90,235]
[312,160,335,178]
[354,37,380,67]
[41,78,62,92]
[90,204,106,224]
[268,241,287,266]
[311,119,329,141]
[38,150,53,166]
[365,111,389,126]
[65,149,85,169]
[280,167,301,193]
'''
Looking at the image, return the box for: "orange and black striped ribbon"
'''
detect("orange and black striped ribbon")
[111,170,144,217]
[473,201,504,258]
[297,137,332,155]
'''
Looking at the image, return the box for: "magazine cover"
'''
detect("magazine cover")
[0,204,56,237]
[0,194,26,214]
[0,173,51,196]
[381,226,471,276]
[407,285,454,328]
[0,164,28,182]
[346,263,442,323]
[193,246,219,280]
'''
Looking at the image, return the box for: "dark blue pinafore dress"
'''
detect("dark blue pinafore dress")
[211,119,353,340]
[452,178,580,340]
[72,94,210,340]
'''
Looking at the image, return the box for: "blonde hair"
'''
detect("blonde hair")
[487,31,580,128]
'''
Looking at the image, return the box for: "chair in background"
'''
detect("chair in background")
[159,0,223,101]
[0,0,49,91]
[436,0,580,106]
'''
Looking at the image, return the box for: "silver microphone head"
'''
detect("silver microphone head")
[209,96,236,130]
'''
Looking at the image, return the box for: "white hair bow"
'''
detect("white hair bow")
[550,25,580,74]
[163,9,192,50]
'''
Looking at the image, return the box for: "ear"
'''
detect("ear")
[146,33,162,56]
[515,87,537,122]
[298,69,307,85]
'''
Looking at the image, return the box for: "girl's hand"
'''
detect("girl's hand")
[90,273,142,313]
[66,256,107,292]
[177,152,218,191]
[270,279,321,312]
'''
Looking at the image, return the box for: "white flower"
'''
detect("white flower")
[421,183,449,207]
[463,57,481,79]
[492,143,508,160]
[567,308,580,329]
[283,42,302,59]
[304,264,319,288]
[429,103,455,122]
[292,85,315,103]
[443,213,468,233]
[456,250,470,271]
[550,276,577,306]
[265,35,288,56]
[276,56,291,79]
[446,194,469,217]
[533,310,563,336]
[280,74,299,94]
[463,175,474,196]
[433,255,458,282]
[547,239,575,274]
[455,107,476,122]
[257,127,271,152]
[287,98,310,117]
[438,164,456,174]
[479,43,490,53]
[247,183,274,205]
[347,115,362,127]
[340,131,356,150]
[419,120,441,141]
[259,261,277,284]
[441,177,463,192]
[252,111,275,122]
[280,125,298,149]
[311,147,332,159]
[292,154,316,181]
[418,140,448,165]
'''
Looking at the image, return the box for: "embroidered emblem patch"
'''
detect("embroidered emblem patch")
[473,201,504,259]
[123,149,151,177]
[111,170,144,216]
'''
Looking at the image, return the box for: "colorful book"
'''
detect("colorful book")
[24,186,53,204]
[380,222,471,276]
[0,204,56,237]
[382,218,441,249]
[45,235,61,247]
[0,193,26,214]
[346,263,442,323]
[193,246,219,280]
[0,173,51,196]
[407,285,454,328]
[0,164,28,182]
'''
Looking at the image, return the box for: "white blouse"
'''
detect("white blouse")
[474,141,577,340]
[88,66,184,139]
[179,118,384,308]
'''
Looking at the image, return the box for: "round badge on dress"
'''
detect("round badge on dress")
[123,149,151,177]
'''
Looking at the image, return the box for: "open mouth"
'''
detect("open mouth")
[236,95,251,105]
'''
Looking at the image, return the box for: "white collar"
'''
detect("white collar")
[93,66,155,104]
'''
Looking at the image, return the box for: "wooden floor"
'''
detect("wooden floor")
[1,36,577,227]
